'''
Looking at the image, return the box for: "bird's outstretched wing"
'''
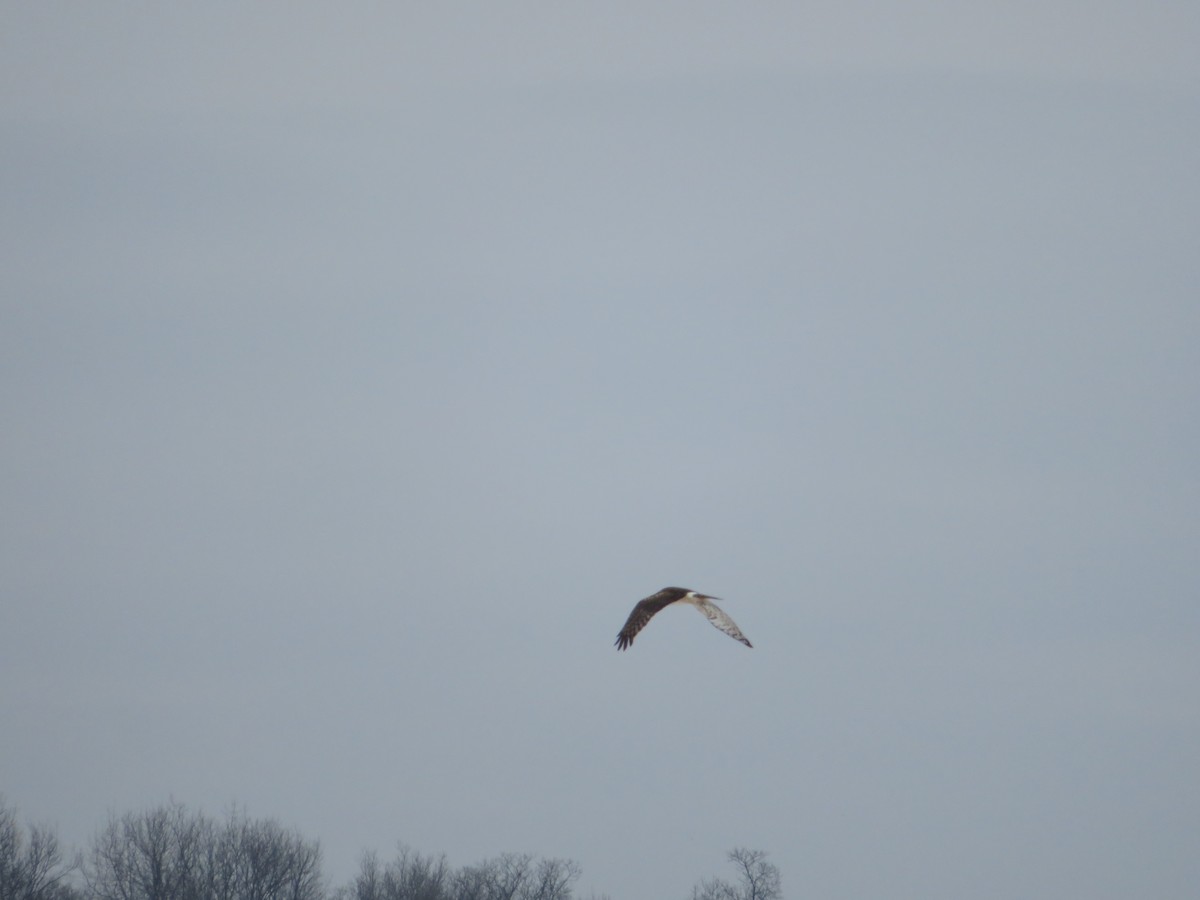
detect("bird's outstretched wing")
[614,588,684,650]
[691,596,753,648]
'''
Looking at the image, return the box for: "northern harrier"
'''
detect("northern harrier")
[614,587,753,650]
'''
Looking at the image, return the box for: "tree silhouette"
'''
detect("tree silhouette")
[0,797,80,900]
[338,847,450,900]
[338,847,580,900]
[4,797,780,900]
[85,802,320,900]
[690,848,781,900]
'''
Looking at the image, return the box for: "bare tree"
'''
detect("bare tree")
[85,803,321,900]
[522,857,581,900]
[85,802,209,900]
[204,811,322,900]
[450,853,579,900]
[337,848,580,900]
[334,846,448,900]
[448,859,491,900]
[478,853,532,900]
[691,848,781,900]
[384,846,448,900]
[337,851,382,900]
[0,798,80,900]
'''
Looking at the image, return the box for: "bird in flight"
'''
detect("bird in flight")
[614,587,753,650]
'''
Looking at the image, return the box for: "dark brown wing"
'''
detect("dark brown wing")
[614,588,688,650]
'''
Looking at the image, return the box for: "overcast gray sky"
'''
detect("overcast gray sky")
[2,5,1198,899]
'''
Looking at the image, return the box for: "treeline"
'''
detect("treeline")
[0,797,780,900]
